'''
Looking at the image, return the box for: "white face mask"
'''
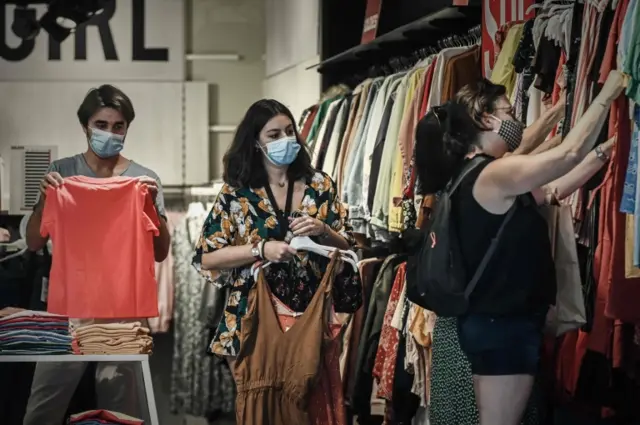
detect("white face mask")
[258,136,301,166]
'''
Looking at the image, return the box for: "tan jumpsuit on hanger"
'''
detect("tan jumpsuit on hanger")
[233,253,341,425]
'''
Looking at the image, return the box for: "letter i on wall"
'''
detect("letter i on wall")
[481,0,536,79]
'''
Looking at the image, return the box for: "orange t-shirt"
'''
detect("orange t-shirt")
[41,176,160,319]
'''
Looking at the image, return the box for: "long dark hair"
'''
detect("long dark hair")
[223,99,314,188]
[414,100,480,195]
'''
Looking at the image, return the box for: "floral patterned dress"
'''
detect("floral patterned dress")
[192,171,363,357]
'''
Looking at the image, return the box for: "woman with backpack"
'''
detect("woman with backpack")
[413,71,626,425]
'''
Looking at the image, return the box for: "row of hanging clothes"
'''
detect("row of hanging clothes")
[297,26,501,425]
[489,0,640,422]
[490,0,572,133]
[546,0,640,422]
[151,188,236,422]
[298,26,482,246]
[298,1,640,422]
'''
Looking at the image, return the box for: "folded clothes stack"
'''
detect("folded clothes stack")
[72,322,153,355]
[69,409,143,425]
[0,309,72,355]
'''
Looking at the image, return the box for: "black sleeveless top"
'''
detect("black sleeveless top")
[451,157,556,316]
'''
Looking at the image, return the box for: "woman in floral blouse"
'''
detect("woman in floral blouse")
[192,99,362,360]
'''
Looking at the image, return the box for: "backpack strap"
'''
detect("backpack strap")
[463,202,517,298]
[447,156,490,195]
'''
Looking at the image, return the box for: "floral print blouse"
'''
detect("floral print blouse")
[192,171,363,357]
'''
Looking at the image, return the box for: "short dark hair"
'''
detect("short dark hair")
[223,99,314,189]
[414,101,480,194]
[455,78,507,130]
[77,84,135,127]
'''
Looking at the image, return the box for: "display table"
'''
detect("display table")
[0,354,159,425]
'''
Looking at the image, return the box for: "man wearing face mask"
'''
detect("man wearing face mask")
[22,85,169,425]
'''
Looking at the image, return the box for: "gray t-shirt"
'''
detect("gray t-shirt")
[39,154,166,219]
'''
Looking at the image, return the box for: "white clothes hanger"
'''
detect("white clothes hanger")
[289,236,359,265]
[526,3,543,15]
[251,238,359,281]
[0,239,27,263]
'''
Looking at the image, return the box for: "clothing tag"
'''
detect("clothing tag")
[40,277,49,302]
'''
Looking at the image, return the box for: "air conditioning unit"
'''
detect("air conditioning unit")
[9,146,57,215]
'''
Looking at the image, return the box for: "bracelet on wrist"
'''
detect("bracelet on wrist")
[595,145,609,162]
[319,223,330,240]
[259,240,266,259]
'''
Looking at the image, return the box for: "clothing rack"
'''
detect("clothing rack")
[312,5,481,89]
[163,183,223,198]
[163,183,223,211]
[348,24,482,85]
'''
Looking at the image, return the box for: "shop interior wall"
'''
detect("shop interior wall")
[0,0,266,210]
[188,0,266,180]
[262,0,321,120]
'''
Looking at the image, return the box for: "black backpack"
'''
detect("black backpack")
[406,156,516,317]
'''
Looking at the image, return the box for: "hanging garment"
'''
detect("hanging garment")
[540,205,587,336]
[389,69,426,233]
[41,176,159,319]
[269,292,346,425]
[342,78,383,206]
[336,80,373,193]
[372,263,406,400]
[491,24,525,95]
[313,98,345,169]
[364,77,403,227]
[321,96,352,174]
[149,210,183,333]
[427,47,476,110]
[343,258,382,401]
[371,74,410,238]
[170,212,235,416]
[440,45,482,104]
[351,254,406,421]
[233,253,340,425]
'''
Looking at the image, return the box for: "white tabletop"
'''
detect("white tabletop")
[0,354,149,362]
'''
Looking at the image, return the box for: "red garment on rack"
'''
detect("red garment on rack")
[591,0,640,338]
[373,263,406,400]
[300,105,319,141]
[69,409,143,425]
[556,0,634,407]
[420,58,438,117]
[41,176,160,319]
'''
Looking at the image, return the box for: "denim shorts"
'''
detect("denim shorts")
[457,311,547,376]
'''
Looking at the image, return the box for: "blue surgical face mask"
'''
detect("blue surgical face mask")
[259,136,301,166]
[89,128,125,158]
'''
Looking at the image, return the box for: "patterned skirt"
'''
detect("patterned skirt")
[429,316,541,425]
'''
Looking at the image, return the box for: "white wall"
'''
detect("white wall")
[263,56,321,120]
[188,0,266,179]
[262,0,321,121]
